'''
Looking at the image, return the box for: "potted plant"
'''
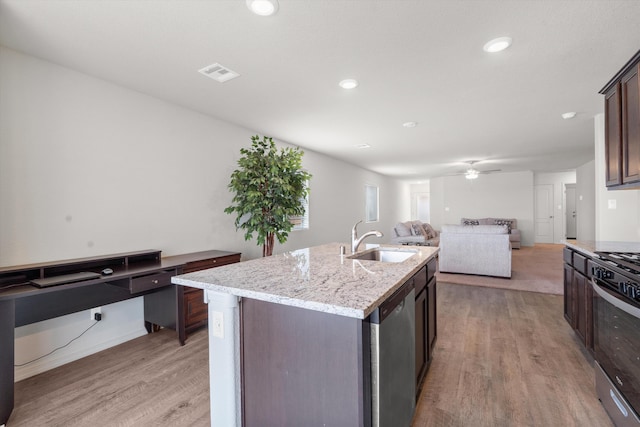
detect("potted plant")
[225,135,312,257]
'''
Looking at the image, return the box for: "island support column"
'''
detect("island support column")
[204,290,241,427]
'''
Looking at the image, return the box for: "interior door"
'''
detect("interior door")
[535,184,554,243]
[412,192,430,223]
[565,184,577,239]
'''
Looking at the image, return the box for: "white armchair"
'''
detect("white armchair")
[438,224,512,278]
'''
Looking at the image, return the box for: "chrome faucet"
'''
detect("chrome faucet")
[351,220,383,253]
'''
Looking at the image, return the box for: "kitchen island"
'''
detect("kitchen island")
[171,242,439,427]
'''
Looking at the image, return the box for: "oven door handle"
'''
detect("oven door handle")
[592,279,640,319]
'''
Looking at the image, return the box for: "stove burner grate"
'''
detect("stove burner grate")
[595,252,640,276]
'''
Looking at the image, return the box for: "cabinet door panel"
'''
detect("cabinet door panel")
[605,85,623,187]
[622,65,640,184]
[574,271,588,345]
[184,289,208,330]
[241,299,366,426]
[426,277,437,361]
[585,281,594,353]
[563,263,575,327]
[415,289,427,391]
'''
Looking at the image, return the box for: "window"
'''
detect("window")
[365,184,379,223]
[291,181,310,231]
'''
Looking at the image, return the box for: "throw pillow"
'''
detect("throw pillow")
[494,219,513,233]
[394,222,412,237]
[409,221,425,236]
[423,223,437,239]
[462,219,480,225]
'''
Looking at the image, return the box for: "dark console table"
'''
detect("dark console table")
[0,248,240,425]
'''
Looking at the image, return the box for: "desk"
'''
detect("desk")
[0,249,240,425]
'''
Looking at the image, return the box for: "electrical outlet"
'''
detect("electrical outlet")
[211,311,224,338]
[90,307,102,321]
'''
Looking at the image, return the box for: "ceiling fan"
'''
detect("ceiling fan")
[455,161,501,180]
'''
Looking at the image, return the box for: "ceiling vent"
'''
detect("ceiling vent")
[198,63,240,83]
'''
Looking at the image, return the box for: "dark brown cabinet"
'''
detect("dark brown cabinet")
[415,257,437,397]
[601,50,640,189]
[173,252,241,344]
[562,247,593,353]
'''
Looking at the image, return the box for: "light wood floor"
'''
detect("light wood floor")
[9,283,613,426]
[416,283,613,427]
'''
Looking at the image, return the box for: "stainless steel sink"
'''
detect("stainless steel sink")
[348,248,418,263]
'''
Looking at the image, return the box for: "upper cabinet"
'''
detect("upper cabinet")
[600,50,640,190]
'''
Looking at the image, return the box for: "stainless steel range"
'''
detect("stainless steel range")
[590,252,640,427]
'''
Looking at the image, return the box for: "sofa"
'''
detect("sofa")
[391,220,440,246]
[439,224,512,278]
[460,217,521,249]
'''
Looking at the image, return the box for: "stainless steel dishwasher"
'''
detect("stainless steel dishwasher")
[370,278,416,427]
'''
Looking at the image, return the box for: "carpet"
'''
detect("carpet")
[435,243,564,295]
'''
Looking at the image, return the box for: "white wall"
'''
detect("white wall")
[429,171,535,246]
[534,171,576,243]
[576,160,596,240]
[594,114,640,241]
[0,47,407,380]
[429,178,445,230]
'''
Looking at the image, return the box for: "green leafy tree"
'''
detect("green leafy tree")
[225,135,312,256]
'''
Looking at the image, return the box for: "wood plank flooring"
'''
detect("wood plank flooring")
[9,328,211,427]
[8,282,614,426]
[415,282,613,427]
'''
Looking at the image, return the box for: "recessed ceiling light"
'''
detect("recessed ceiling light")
[339,79,359,89]
[561,112,577,119]
[246,0,279,16]
[355,143,371,149]
[402,121,418,128]
[483,37,512,53]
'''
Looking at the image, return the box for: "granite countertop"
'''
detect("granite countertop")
[565,240,640,258]
[171,242,439,319]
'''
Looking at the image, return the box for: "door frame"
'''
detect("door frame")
[565,183,577,239]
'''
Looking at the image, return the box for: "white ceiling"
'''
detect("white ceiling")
[2,0,639,180]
